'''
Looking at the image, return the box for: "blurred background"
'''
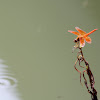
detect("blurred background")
[0,0,100,100]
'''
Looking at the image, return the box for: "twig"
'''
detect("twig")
[73,40,98,100]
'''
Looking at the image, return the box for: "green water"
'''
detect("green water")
[0,0,100,100]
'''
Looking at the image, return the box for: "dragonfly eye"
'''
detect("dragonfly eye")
[74,39,77,43]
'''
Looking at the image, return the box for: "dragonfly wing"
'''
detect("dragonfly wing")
[84,29,98,37]
[68,30,79,35]
[75,27,86,35]
[84,36,91,44]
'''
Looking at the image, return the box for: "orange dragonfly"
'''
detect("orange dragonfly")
[68,27,97,47]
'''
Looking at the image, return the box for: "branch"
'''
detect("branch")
[73,40,98,100]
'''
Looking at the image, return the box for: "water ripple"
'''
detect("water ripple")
[0,59,21,100]
[0,76,17,88]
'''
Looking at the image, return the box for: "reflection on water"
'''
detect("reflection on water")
[0,59,21,100]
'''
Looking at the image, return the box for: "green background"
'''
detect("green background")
[0,0,100,100]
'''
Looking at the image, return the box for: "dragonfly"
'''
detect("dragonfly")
[68,27,97,47]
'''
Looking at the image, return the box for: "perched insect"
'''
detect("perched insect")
[68,27,97,47]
